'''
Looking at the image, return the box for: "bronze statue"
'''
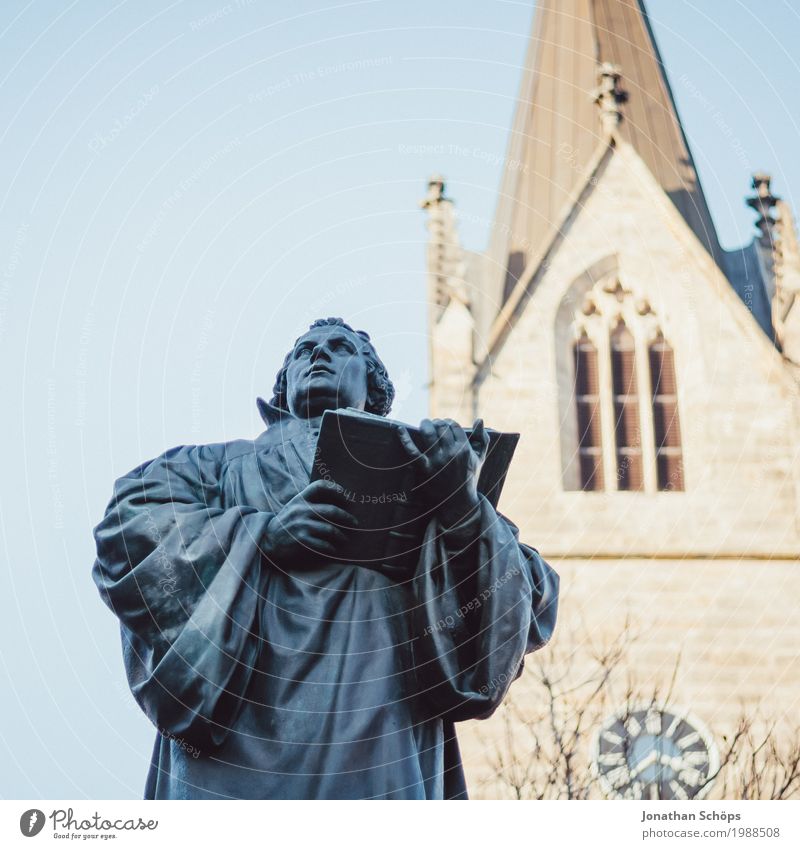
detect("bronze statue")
[92,317,558,799]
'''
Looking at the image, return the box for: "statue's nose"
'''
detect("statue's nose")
[311,343,332,362]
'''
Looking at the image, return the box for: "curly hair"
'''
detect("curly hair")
[270,318,395,417]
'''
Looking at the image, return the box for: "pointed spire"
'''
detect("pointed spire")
[488,0,723,311]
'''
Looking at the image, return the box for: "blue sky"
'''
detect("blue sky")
[1,0,798,798]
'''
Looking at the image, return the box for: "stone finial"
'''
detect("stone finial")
[420,173,447,209]
[593,62,626,135]
[420,175,467,309]
[746,175,800,366]
[747,172,779,248]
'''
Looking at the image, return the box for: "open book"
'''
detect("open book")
[309,407,519,569]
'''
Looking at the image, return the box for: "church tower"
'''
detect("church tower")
[424,0,800,798]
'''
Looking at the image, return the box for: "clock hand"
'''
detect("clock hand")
[659,753,684,772]
[629,749,658,779]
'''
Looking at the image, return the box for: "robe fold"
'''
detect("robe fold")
[92,408,559,799]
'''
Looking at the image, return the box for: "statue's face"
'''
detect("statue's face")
[285,326,369,419]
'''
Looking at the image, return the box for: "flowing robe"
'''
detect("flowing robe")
[92,407,559,799]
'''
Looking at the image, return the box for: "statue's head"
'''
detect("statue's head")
[269,318,395,420]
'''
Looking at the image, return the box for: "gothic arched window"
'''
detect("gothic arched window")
[611,321,644,491]
[649,334,684,491]
[563,272,684,494]
[574,332,604,491]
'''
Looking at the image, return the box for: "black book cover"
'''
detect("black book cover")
[309,408,519,568]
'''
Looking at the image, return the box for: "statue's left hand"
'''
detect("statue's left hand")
[397,418,489,529]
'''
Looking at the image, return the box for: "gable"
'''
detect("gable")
[475,141,800,557]
[483,140,792,394]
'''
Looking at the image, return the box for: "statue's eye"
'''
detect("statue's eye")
[296,346,313,358]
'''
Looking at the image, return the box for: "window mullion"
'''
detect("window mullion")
[596,327,618,492]
[636,327,658,493]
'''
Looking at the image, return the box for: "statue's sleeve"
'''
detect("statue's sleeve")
[91,444,273,748]
[411,498,559,722]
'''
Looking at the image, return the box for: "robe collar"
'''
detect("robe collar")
[256,397,287,428]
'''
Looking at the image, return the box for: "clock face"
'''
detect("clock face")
[592,706,719,800]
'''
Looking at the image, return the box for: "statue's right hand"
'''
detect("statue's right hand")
[262,479,358,567]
